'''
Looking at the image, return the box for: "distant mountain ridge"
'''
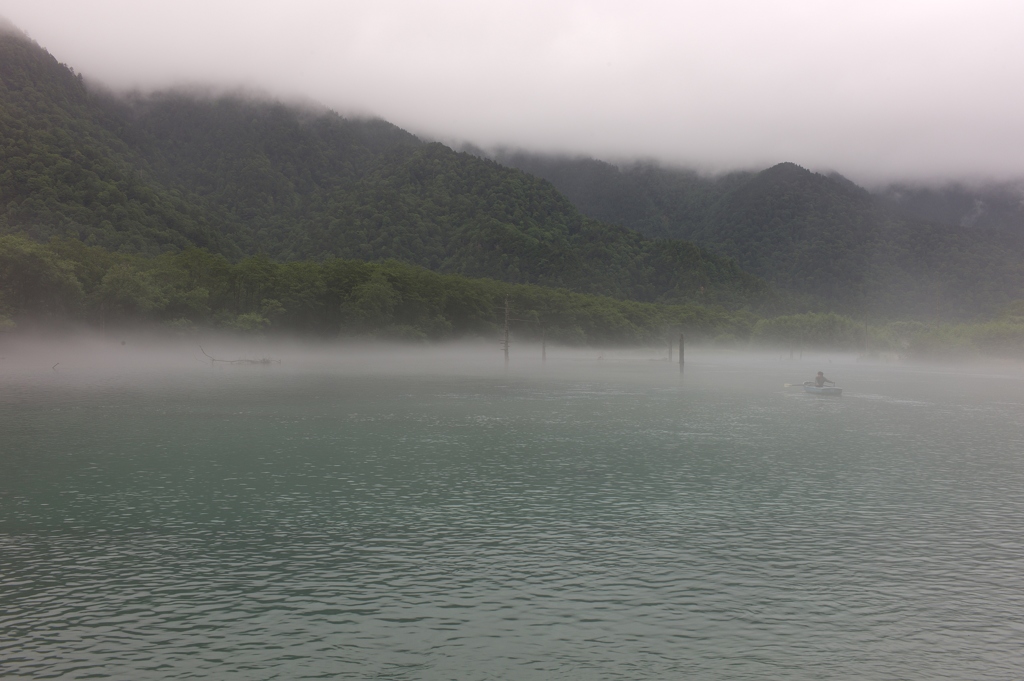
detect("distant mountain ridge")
[5,21,1024,320]
[0,25,765,307]
[877,182,1024,231]
[494,151,1024,318]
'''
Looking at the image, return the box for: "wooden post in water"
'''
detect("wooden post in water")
[502,296,510,368]
[542,328,547,363]
[678,333,685,366]
[668,336,673,363]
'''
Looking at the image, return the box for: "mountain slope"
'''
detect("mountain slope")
[878,182,1024,231]
[0,26,767,307]
[493,151,743,240]
[495,151,1024,318]
[0,24,228,254]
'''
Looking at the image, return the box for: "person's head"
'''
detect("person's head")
[817,372,824,376]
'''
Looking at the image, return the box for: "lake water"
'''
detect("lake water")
[3,341,1024,679]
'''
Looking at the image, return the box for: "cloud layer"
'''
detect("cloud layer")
[2,0,1023,182]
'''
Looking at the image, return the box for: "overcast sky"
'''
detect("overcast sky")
[2,0,1023,183]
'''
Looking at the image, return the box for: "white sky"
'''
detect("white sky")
[2,0,1023,183]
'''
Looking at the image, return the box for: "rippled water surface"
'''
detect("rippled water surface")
[3,347,1024,679]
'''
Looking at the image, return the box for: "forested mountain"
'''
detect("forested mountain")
[495,152,1024,319]
[487,152,743,240]
[877,182,1024,231]
[7,20,1021,322]
[0,24,226,254]
[0,25,766,308]
[0,233,763,344]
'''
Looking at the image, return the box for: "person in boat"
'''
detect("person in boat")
[813,371,834,388]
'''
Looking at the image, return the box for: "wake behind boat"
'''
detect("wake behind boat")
[802,382,842,396]
[788,371,842,395]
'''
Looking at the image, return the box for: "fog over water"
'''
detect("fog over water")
[3,335,1024,678]
[5,1,1024,674]
[2,0,1024,182]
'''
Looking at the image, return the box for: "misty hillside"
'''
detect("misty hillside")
[0,26,765,307]
[496,152,1024,318]
[877,183,1024,231]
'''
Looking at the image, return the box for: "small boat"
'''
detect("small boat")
[803,382,842,396]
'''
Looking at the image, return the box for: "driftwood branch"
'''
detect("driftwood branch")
[198,345,280,365]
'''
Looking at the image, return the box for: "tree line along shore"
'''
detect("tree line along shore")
[3,234,1024,357]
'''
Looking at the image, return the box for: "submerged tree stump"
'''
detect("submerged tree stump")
[199,345,280,365]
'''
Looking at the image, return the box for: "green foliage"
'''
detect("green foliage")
[342,271,402,329]
[6,234,1023,356]
[94,264,165,319]
[751,312,865,349]
[0,234,83,315]
[878,319,1024,357]
[497,153,1024,319]
[0,236,758,345]
[998,300,1024,320]
[226,312,271,333]
[0,29,767,309]
[0,30,225,255]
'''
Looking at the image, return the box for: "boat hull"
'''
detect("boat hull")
[803,385,842,396]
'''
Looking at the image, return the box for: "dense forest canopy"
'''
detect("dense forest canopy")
[3,20,1024,358]
[495,152,1024,320]
[3,234,1024,358]
[0,27,766,309]
[0,234,759,345]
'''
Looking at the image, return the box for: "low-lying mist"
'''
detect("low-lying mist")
[3,330,1021,393]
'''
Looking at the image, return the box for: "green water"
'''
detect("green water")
[2,346,1024,679]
